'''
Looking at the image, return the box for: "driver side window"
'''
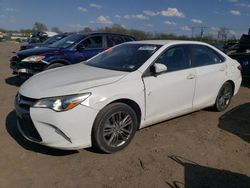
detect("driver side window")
[155,46,190,72]
[80,36,103,49]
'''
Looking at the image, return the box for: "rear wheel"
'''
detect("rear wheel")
[92,103,138,153]
[46,63,65,70]
[213,82,233,112]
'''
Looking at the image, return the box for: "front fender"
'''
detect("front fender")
[81,75,146,124]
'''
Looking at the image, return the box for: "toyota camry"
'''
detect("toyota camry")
[15,40,242,153]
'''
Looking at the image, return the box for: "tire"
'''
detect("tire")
[46,63,65,70]
[92,103,138,153]
[213,82,233,112]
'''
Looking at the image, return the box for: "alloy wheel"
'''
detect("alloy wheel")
[102,111,133,147]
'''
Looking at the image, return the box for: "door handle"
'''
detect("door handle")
[187,74,196,79]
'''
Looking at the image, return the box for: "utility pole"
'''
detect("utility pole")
[192,27,195,38]
[200,26,208,40]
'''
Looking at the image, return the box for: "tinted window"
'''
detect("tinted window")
[155,45,190,72]
[107,35,124,47]
[191,45,224,67]
[123,36,134,42]
[81,36,103,49]
[43,35,65,45]
[49,34,85,48]
[86,44,161,72]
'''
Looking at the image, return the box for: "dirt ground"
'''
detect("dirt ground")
[0,42,249,188]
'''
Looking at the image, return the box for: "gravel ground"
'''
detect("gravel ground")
[0,42,249,188]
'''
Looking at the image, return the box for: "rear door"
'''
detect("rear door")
[143,45,196,124]
[105,34,124,48]
[190,44,227,109]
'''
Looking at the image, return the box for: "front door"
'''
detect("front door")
[142,45,196,126]
[74,36,104,62]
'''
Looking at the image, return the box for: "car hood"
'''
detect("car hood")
[22,43,45,48]
[19,63,128,99]
[21,43,43,47]
[17,47,61,58]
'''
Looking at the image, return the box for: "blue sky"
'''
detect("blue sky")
[0,0,249,37]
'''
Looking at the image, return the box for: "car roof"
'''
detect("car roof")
[65,32,136,42]
[127,40,209,46]
[73,32,134,38]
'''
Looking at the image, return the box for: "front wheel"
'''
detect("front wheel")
[213,82,233,112]
[92,103,138,153]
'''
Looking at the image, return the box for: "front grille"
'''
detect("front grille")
[15,93,42,142]
[16,93,38,111]
[18,115,42,142]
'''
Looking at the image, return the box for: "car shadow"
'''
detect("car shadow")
[167,155,250,188]
[242,78,250,89]
[5,110,78,156]
[5,76,26,87]
[218,103,250,143]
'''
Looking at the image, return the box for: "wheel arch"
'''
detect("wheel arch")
[93,98,142,130]
[225,80,235,95]
[109,98,142,130]
[44,59,71,70]
[45,59,71,68]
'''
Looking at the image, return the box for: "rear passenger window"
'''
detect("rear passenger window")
[191,45,224,67]
[82,36,103,49]
[155,46,190,72]
[107,35,124,47]
[123,36,134,42]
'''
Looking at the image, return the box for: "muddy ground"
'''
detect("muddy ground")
[0,42,249,188]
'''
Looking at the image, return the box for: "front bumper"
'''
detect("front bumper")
[10,60,46,76]
[15,94,99,150]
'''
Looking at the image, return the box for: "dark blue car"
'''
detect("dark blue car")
[10,32,135,77]
[227,33,250,78]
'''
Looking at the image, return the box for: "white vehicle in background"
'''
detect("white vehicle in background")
[15,40,242,153]
[44,31,58,37]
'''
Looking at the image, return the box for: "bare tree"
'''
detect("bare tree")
[80,27,93,33]
[20,29,32,36]
[217,27,230,41]
[33,22,48,32]
[51,26,62,34]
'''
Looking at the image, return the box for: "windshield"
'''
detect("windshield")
[43,35,65,45]
[49,34,85,49]
[86,43,161,72]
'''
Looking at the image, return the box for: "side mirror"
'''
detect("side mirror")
[152,63,167,75]
[76,44,85,51]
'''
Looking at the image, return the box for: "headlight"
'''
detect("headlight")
[33,93,91,112]
[21,55,45,63]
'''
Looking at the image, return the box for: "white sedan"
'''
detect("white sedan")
[15,40,242,153]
